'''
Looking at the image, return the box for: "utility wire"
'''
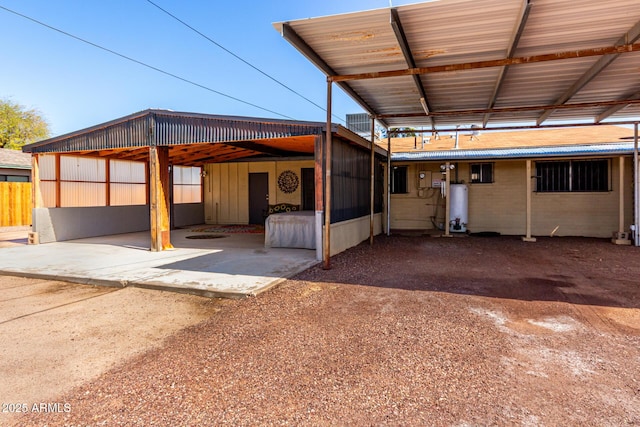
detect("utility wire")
[145,0,345,124]
[0,4,295,120]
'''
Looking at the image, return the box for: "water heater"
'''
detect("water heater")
[450,184,468,232]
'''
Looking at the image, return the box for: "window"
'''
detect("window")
[391,166,408,194]
[173,166,202,203]
[0,175,30,182]
[536,159,609,192]
[470,163,493,183]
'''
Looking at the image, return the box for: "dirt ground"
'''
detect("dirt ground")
[4,235,640,426]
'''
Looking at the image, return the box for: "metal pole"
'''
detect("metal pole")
[386,133,391,236]
[522,159,536,242]
[370,116,375,245]
[323,81,332,269]
[444,161,451,236]
[635,123,639,246]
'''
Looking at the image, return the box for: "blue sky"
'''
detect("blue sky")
[0,1,419,137]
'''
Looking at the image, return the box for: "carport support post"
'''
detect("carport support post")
[444,161,451,237]
[31,154,42,210]
[635,123,639,246]
[314,134,324,262]
[386,134,391,236]
[149,146,173,252]
[323,80,332,269]
[370,116,375,245]
[522,159,536,242]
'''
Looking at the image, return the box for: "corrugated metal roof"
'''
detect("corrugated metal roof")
[23,110,330,154]
[20,110,387,165]
[274,0,640,129]
[392,142,637,162]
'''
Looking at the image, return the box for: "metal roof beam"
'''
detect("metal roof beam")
[329,42,640,82]
[280,23,385,127]
[595,90,640,123]
[536,19,640,125]
[377,98,640,119]
[483,0,532,127]
[390,8,434,130]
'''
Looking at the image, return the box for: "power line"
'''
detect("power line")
[0,4,295,120]
[144,0,345,124]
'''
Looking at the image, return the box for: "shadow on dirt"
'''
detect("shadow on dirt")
[294,235,640,309]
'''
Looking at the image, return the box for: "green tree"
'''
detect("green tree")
[0,98,50,150]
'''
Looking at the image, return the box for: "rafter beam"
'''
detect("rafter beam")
[280,23,387,128]
[595,91,640,123]
[376,98,640,119]
[537,19,640,125]
[483,0,532,126]
[390,8,434,129]
[329,42,640,83]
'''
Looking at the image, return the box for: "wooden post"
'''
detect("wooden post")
[619,156,625,235]
[31,154,42,209]
[55,154,61,208]
[105,158,111,206]
[444,162,451,237]
[323,81,332,269]
[370,116,375,245]
[149,146,173,251]
[612,156,630,244]
[522,159,537,242]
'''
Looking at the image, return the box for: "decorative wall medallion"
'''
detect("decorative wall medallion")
[277,170,299,194]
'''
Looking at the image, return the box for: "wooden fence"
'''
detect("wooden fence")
[0,182,32,227]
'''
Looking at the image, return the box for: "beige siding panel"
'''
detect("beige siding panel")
[275,160,314,205]
[531,158,626,238]
[390,163,445,230]
[238,163,249,224]
[468,161,526,235]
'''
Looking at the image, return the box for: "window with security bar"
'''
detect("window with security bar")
[535,159,609,192]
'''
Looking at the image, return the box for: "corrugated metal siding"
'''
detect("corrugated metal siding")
[110,159,145,183]
[60,156,105,182]
[392,142,636,161]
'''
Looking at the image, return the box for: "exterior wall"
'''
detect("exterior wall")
[33,205,150,243]
[173,203,204,228]
[390,157,634,238]
[389,162,446,230]
[0,167,31,178]
[329,213,383,256]
[203,160,314,224]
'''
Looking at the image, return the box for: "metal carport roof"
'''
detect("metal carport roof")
[274,0,640,130]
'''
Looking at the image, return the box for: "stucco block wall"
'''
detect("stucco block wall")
[390,158,634,238]
[204,160,314,224]
[329,213,383,256]
[33,205,150,243]
[173,203,204,228]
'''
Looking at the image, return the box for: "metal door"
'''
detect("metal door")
[249,172,269,224]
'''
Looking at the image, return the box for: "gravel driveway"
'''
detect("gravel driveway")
[5,235,640,426]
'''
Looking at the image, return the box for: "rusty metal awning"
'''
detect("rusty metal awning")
[22,109,385,166]
[274,0,640,130]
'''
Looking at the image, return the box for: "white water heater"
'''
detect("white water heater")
[450,184,468,232]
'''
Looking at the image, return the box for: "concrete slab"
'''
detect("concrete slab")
[0,228,319,298]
